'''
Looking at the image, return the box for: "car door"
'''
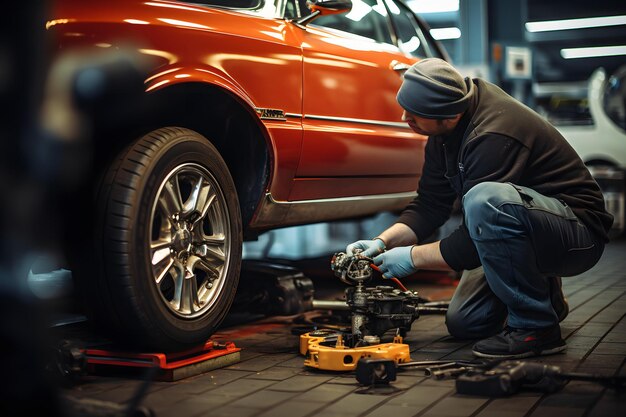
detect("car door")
[289,0,423,201]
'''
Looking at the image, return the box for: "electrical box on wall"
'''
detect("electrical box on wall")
[505,46,532,79]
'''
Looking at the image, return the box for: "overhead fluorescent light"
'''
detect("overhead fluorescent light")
[560,45,626,59]
[409,0,459,14]
[430,27,461,40]
[526,15,626,32]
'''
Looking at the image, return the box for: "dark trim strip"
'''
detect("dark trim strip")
[305,114,410,129]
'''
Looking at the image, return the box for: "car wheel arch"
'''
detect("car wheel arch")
[136,81,273,232]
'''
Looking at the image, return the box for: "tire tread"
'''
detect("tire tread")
[81,127,242,351]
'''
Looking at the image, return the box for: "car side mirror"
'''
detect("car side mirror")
[296,0,352,27]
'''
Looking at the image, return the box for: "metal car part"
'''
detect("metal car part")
[150,163,232,318]
[330,251,421,341]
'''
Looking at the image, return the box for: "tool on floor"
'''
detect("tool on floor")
[300,250,449,371]
[456,360,626,396]
[355,357,491,385]
[356,356,626,396]
[232,260,314,317]
[47,339,88,386]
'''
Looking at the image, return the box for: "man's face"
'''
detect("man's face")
[401,110,461,136]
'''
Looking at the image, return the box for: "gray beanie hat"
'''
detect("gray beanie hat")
[397,58,475,119]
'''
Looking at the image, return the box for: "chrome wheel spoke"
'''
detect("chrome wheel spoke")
[151,247,172,266]
[204,245,225,263]
[154,259,175,285]
[203,235,226,246]
[194,236,226,263]
[198,257,222,279]
[159,175,183,219]
[198,193,217,223]
[170,264,185,311]
[151,240,174,284]
[180,273,200,314]
[170,264,200,314]
[183,175,214,221]
[151,239,172,259]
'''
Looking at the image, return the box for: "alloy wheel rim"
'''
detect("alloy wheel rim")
[148,163,231,319]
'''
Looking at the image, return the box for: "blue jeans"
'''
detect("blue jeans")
[446,182,604,338]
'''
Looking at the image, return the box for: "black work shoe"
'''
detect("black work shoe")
[472,326,566,359]
[549,276,569,322]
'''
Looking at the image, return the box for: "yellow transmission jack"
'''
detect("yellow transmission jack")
[299,250,425,371]
[300,330,411,371]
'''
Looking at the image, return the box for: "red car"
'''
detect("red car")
[48,0,448,350]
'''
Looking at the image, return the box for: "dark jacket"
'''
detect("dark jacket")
[397,79,613,271]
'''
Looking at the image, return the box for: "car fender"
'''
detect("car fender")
[145,65,277,158]
[145,65,253,107]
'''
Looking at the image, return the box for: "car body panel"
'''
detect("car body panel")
[49,0,436,229]
[556,68,626,169]
[50,0,307,203]
[294,24,425,199]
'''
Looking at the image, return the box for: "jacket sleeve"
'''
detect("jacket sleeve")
[439,133,530,271]
[396,136,457,242]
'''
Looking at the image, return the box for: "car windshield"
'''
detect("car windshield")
[184,1,280,17]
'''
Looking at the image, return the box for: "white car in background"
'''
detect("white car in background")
[551,66,626,236]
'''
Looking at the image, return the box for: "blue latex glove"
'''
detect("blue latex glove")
[373,246,417,279]
[346,239,385,257]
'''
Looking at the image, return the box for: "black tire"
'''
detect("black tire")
[88,127,242,351]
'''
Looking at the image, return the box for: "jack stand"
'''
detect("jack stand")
[86,340,240,381]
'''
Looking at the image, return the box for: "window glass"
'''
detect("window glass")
[535,96,592,127]
[387,4,426,57]
[311,0,393,44]
[385,0,447,59]
[604,66,626,132]
[284,0,308,20]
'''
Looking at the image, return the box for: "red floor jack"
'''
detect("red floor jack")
[85,340,240,381]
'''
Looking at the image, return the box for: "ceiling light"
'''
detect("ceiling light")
[408,0,459,14]
[430,27,461,40]
[560,45,626,59]
[526,15,626,32]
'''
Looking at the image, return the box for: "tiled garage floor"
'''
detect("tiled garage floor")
[62,237,626,417]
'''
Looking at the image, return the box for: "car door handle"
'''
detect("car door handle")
[390,60,411,73]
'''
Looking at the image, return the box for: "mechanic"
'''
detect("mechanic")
[347,58,613,359]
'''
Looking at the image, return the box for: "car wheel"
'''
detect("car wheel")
[90,127,242,351]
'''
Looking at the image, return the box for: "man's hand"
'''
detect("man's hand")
[373,246,418,279]
[346,239,386,257]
